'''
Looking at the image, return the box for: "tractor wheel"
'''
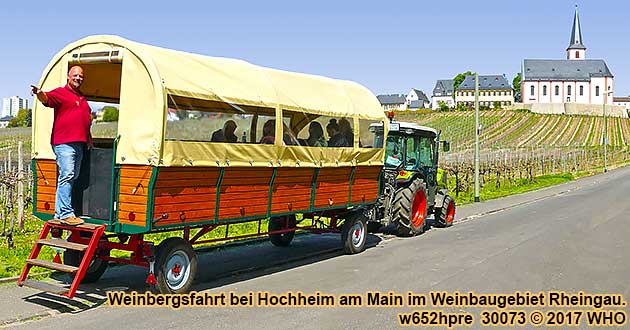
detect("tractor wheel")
[435,195,456,227]
[268,215,297,247]
[392,178,428,237]
[341,211,368,254]
[155,237,197,294]
[63,237,109,283]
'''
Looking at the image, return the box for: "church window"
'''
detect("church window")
[575,51,580,59]
[555,86,559,96]
[543,86,547,96]
[567,85,572,95]
[596,86,600,96]
[530,86,535,96]
[580,85,584,96]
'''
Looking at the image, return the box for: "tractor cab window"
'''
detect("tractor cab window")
[385,135,421,170]
[384,135,404,168]
[418,136,435,167]
[405,137,419,169]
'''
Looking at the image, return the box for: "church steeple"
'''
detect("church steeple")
[567,5,586,60]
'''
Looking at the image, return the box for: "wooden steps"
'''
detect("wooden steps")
[37,239,88,251]
[21,279,69,295]
[26,259,78,273]
[18,220,106,299]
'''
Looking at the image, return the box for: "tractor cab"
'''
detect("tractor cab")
[370,121,440,193]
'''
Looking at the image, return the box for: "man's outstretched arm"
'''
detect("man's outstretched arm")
[31,85,48,104]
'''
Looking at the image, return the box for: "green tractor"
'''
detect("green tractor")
[368,120,455,236]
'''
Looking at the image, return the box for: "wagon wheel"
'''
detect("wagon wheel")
[392,178,428,237]
[268,215,297,247]
[155,237,197,294]
[341,211,367,254]
[64,236,110,283]
[435,195,456,228]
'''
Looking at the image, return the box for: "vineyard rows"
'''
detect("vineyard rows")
[398,110,630,149]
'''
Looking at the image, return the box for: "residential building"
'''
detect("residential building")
[376,94,406,111]
[613,96,630,116]
[455,75,513,108]
[521,7,614,106]
[2,96,28,117]
[406,89,430,110]
[431,79,455,110]
[0,116,12,129]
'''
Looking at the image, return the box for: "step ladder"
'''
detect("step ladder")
[17,219,106,299]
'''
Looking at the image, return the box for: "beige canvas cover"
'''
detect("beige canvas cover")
[32,35,387,167]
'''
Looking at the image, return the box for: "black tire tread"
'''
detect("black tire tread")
[268,216,296,247]
[435,195,456,227]
[391,178,427,236]
[63,237,109,283]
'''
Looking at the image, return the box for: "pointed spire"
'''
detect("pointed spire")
[568,5,586,50]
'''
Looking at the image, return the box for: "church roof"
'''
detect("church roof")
[522,59,613,81]
[456,75,512,91]
[568,6,586,50]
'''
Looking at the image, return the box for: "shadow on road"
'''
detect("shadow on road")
[21,231,385,314]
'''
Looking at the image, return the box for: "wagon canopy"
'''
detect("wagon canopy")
[33,35,387,167]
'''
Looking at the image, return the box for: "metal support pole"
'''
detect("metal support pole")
[474,73,480,202]
[603,92,608,173]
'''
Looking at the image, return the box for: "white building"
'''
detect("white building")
[613,97,630,116]
[0,116,12,128]
[2,96,28,117]
[455,75,513,108]
[521,7,614,106]
[406,89,430,110]
[376,94,407,111]
[431,79,455,110]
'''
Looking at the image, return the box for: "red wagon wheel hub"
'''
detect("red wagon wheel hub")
[411,190,427,227]
[446,202,455,224]
[172,263,181,276]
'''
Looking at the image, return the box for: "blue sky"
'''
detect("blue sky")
[1,0,629,102]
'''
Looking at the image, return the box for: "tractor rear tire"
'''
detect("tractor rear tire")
[392,178,428,237]
[268,215,297,247]
[435,195,456,227]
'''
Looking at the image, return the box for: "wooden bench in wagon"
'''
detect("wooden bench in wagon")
[18,35,388,296]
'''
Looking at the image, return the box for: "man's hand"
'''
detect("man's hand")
[87,134,94,150]
[30,85,41,95]
[31,85,48,104]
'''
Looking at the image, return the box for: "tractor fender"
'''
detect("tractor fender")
[433,189,449,209]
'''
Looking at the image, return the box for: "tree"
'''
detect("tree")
[453,71,474,91]
[101,106,119,122]
[437,101,450,112]
[455,103,468,112]
[7,108,32,128]
[513,73,522,102]
[493,101,502,110]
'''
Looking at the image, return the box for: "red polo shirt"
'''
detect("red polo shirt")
[45,85,92,145]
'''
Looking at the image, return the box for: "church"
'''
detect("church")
[521,7,614,106]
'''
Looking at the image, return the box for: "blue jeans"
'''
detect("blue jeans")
[53,143,84,219]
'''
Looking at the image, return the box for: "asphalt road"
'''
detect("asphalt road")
[7,166,630,330]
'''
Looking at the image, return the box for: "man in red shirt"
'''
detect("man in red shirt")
[32,66,93,225]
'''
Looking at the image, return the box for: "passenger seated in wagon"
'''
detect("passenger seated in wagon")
[306,121,327,147]
[211,120,238,142]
